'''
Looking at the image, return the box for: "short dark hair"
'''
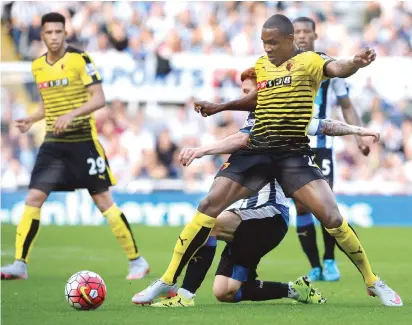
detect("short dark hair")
[263,14,294,35]
[293,17,316,32]
[41,12,65,27]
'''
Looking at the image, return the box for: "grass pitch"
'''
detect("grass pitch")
[1,225,411,325]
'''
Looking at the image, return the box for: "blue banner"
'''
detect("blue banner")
[1,191,411,227]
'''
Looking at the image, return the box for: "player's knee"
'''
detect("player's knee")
[91,191,113,212]
[322,205,342,229]
[25,189,47,208]
[198,196,222,217]
[213,287,236,303]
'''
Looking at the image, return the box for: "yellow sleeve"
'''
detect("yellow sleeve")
[31,59,40,81]
[306,52,335,83]
[254,56,265,80]
[76,52,102,86]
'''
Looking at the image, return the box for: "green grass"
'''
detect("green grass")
[1,225,411,325]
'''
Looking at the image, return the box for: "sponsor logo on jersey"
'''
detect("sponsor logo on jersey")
[38,78,69,89]
[257,76,292,90]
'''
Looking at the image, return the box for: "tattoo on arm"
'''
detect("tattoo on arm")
[320,119,363,136]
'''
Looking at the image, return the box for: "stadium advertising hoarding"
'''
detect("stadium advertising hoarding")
[1,191,411,227]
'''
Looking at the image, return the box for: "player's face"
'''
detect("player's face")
[241,79,257,97]
[41,22,66,52]
[261,28,294,62]
[293,22,317,51]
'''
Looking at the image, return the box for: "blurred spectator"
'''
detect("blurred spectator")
[1,1,411,193]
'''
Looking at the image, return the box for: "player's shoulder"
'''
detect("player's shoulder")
[255,55,269,66]
[66,46,95,66]
[32,53,47,70]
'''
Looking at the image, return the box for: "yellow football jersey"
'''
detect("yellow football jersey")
[252,50,333,151]
[32,45,102,142]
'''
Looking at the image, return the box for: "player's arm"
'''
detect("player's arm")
[68,83,105,118]
[315,119,380,142]
[179,132,249,166]
[338,96,371,155]
[15,101,45,133]
[325,48,376,78]
[194,89,257,117]
[53,53,105,134]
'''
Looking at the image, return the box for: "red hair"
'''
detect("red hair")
[240,67,256,82]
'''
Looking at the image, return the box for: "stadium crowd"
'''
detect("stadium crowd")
[1,1,412,193]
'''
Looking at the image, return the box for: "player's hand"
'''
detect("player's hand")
[53,113,74,135]
[194,101,220,117]
[352,48,376,68]
[15,117,33,133]
[355,129,379,156]
[179,147,205,166]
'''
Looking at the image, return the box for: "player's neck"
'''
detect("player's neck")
[268,47,297,67]
[46,44,67,65]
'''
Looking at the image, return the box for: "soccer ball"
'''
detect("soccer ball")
[65,270,107,310]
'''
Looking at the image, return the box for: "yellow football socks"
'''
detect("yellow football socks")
[326,218,378,286]
[15,205,41,263]
[161,211,216,285]
[103,204,139,260]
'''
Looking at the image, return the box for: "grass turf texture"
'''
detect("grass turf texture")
[1,225,411,325]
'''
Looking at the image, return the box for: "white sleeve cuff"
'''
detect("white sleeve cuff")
[307,118,322,136]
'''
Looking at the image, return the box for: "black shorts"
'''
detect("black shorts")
[216,149,325,197]
[313,148,334,189]
[29,140,116,195]
[215,215,288,282]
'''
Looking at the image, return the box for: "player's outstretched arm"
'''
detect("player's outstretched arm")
[339,96,371,155]
[194,90,257,117]
[319,119,380,142]
[325,48,376,78]
[53,84,105,135]
[179,132,249,166]
[15,101,45,133]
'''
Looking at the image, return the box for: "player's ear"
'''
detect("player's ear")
[314,32,318,40]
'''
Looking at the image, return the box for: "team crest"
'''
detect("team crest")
[61,64,65,70]
[286,61,294,71]
[220,162,230,171]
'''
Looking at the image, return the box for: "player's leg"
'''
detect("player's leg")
[151,210,242,307]
[133,179,257,304]
[1,142,65,280]
[313,148,339,281]
[1,189,48,280]
[213,217,325,304]
[91,190,149,280]
[161,176,253,282]
[76,139,149,280]
[295,198,322,281]
[292,179,402,306]
[132,152,270,304]
[178,210,241,298]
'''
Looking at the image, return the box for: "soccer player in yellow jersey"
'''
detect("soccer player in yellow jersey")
[1,12,149,281]
[133,14,402,307]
